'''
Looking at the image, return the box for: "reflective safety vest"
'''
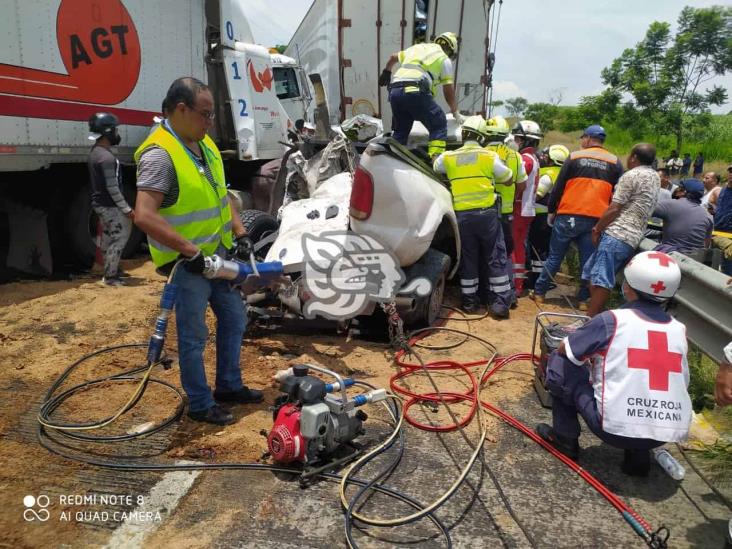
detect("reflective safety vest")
[535,165,560,214]
[595,309,691,442]
[487,142,521,214]
[134,126,232,267]
[393,43,451,96]
[441,142,499,211]
[557,147,619,218]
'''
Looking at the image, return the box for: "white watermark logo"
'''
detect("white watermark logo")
[23,495,50,522]
[301,231,431,320]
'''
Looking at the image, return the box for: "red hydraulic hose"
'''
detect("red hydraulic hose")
[389,328,663,545]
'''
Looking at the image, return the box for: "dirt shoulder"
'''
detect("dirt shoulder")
[0,261,729,548]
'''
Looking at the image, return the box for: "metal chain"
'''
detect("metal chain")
[380,301,409,352]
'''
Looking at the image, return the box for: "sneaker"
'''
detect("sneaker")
[529,290,545,304]
[214,386,264,405]
[102,276,125,287]
[621,449,651,477]
[188,404,234,425]
[489,308,509,320]
[535,423,580,460]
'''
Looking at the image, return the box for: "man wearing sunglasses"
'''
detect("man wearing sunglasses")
[134,77,262,426]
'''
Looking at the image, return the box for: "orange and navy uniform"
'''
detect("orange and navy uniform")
[548,147,623,218]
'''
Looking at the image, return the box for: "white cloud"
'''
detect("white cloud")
[491,80,527,101]
[493,0,731,112]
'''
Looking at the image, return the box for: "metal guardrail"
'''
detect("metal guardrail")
[639,238,732,364]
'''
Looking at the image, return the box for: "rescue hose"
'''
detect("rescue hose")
[34,260,665,547]
[388,316,669,548]
[37,262,184,438]
[36,349,452,548]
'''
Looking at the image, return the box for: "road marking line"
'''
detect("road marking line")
[103,461,200,549]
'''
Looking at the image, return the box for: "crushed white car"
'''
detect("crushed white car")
[243,136,459,328]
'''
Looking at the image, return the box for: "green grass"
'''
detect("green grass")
[536,114,732,165]
[687,346,722,411]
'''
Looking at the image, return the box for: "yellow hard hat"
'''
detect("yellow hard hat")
[548,144,570,165]
[435,32,458,56]
[484,115,510,138]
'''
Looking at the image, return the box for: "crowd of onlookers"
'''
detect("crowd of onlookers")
[657,151,704,178]
[651,163,732,276]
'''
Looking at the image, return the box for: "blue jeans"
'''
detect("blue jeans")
[534,215,597,302]
[546,353,661,450]
[173,267,247,412]
[389,87,447,145]
[581,234,635,290]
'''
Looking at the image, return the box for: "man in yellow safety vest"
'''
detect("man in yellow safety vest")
[433,115,514,318]
[483,115,528,306]
[134,77,263,426]
[379,32,465,158]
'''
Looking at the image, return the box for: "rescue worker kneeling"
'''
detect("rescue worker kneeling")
[536,251,692,476]
[433,116,514,318]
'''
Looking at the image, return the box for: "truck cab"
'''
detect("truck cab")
[270,53,312,129]
[206,1,311,162]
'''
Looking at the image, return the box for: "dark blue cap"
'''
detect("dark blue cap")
[679,178,704,198]
[582,124,606,140]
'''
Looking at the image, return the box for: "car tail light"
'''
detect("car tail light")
[350,167,374,220]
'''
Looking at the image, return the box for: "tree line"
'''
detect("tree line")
[493,6,731,153]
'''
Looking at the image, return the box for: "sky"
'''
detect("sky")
[246,0,731,114]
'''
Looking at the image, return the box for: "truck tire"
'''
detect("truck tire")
[240,209,279,260]
[400,248,451,327]
[66,184,144,267]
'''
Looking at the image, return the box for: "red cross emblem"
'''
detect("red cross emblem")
[648,252,675,267]
[627,331,683,391]
[650,280,666,294]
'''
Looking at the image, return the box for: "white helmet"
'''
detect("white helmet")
[623,251,681,302]
[548,144,570,165]
[512,120,543,141]
[461,114,485,134]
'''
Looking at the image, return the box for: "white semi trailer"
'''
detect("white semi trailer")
[0,0,312,276]
[286,0,492,127]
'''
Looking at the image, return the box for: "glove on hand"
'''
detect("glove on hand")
[234,235,254,260]
[378,69,391,87]
[183,250,206,274]
[454,112,466,126]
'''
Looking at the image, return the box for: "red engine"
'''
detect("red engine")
[267,403,307,463]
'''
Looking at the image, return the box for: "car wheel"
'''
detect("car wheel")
[401,248,451,327]
[66,183,144,267]
[240,209,279,260]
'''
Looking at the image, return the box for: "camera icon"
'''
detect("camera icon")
[23,495,51,522]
